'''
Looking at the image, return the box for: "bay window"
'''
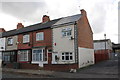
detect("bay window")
[18,50,29,61]
[32,49,44,62]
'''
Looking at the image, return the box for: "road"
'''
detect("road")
[2,59,118,78]
[2,72,53,78]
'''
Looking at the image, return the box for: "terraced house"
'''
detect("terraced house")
[0,28,6,67]
[1,9,94,71]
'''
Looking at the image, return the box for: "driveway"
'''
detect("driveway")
[74,59,118,78]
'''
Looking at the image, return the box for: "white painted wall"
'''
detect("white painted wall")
[78,47,94,68]
[94,40,112,50]
[0,38,6,51]
[0,52,2,68]
[53,25,74,52]
[6,36,18,50]
[52,25,75,64]
[52,51,75,64]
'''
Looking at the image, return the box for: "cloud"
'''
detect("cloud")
[0,0,118,43]
[2,2,47,23]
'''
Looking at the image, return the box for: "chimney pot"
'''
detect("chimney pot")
[17,23,24,29]
[42,15,50,23]
[80,9,87,16]
[0,28,5,32]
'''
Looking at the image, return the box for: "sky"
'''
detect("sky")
[0,0,119,43]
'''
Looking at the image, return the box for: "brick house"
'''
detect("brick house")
[44,9,94,71]
[94,39,112,63]
[16,16,60,69]
[2,9,94,71]
[0,28,6,67]
[2,29,19,68]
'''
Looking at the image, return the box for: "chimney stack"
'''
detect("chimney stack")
[80,9,87,16]
[42,15,50,23]
[17,23,24,29]
[0,28,5,32]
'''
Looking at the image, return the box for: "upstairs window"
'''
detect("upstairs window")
[7,38,13,45]
[23,34,29,43]
[62,28,72,37]
[36,32,44,41]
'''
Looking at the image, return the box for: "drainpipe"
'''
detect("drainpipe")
[30,32,34,63]
[74,21,79,64]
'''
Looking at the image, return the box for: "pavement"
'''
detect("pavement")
[2,59,119,78]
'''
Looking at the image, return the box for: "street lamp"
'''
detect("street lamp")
[104,34,106,60]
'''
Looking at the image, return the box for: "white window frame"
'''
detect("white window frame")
[62,52,73,61]
[18,50,29,61]
[32,48,44,62]
[36,32,44,41]
[7,38,13,45]
[23,34,30,43]
[62,28,72,37]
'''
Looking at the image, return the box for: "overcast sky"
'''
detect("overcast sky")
[0,0,119,43]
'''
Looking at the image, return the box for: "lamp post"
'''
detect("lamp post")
[104,34,106,60]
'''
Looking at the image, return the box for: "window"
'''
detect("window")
[3,51,16,62]
[62,52,73,61]
[3,52,10,62]
[23,34,29,43]
[36,32,44,41]
[47,49,52,53]
[32,49,44,62]
[62,28,72,37]
[7,38,13,45]
[18,50,29,61]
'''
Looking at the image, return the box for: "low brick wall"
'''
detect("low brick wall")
[20,63,39,69]
[2,62,39,70]
[44,63,78,71]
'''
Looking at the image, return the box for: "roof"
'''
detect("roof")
[2,14,81,37]
[112,43,120,49]
[2,29,17,37]
[94,39,110,42]
[52,14,81,27]
[2,18,61,37]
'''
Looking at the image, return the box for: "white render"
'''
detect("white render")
[6,36,18,50]
[0,37,5,68]
[78,47,94,68]
[0,52,2,67]
[52,24,75,64]
[0,38,6,51]
[94,40,112,50]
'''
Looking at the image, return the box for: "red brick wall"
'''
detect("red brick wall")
[20,63,39,69]
[18,33,33,49]
[18,28,52,49]
[2,63,39,69]
[94,49,110,63]
[33,29,52,47]
[77,11,93,49]
[44,64,78,71]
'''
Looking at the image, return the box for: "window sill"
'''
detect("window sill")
[23,42,30,44]
[7,44,13,46]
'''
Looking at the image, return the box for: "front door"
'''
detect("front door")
[48,53,52,64]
